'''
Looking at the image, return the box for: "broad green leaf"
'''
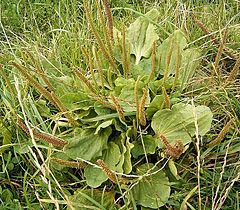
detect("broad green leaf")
[115,134,126,173]
[114,77,146,102]
[146,95,164,119]
[113,28,122,62]
[114,129,134,174]
[148,77,174,95]
[81,112,136,123]
[101,142,121,171]
[141,207,153,210]
[146,94,181,119]
[127,9,159,64]
[14,143,31,154]
[112,119,127,132]
[84,166,107,188]
[76,110,91,120]
[132,163,170,208]
[3,127,11,145]
[131,57,152,78]
[84,142,121,188]
[151,103,213,146]
[60,92,94,111]
[157,30,187,76]
[68,189,117,210]
[1,189,14,203]
[94,102,113,115]
[179,48,201,90]
[132,135,158,158]
[123,128,134,174]
[50,151,72,171]
[64,127,111,161]
[114,77,135,96]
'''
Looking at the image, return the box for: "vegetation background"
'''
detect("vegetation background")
[0,0,240,209]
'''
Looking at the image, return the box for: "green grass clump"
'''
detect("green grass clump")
[0,0,240,209]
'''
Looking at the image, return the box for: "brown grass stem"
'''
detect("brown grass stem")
[94,47,104,88]
[110,94,125,121]
[148,41,157,83]
[134,76,140,126]
[162,86,171,109]
[12,61,76,124]
[17,118,68,147]
[226,57,240,82]
[103,0,113,42]
[0,64,16,97]
[213,29,228,76]
[139,88,148,126]
[163,43,173,85]
[191,14,238,60]
[51,158,87,169]
[172,45,180,91]
[74,68,97,95]
[83,0,117,71]
[81,47,98,90]
[208,119,233,147]
[97,159,118,183]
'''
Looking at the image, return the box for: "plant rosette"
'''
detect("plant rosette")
[14,6,213,209]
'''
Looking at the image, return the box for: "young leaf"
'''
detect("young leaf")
[127,9,159,64]
[151,103,213,147]
[114,134,127,173]
[132,163,170,208]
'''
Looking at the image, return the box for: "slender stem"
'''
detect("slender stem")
[51,158,87,168]
[17,118,68,147]
[103,0,113,42]
[226,57,240,82]
[172,45,180,91]
[139,88,148,126]
[148,41,157,83]
[83,0,117,71]
[12,61,76,124]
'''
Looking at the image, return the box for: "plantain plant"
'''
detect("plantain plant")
[10,1,213,209]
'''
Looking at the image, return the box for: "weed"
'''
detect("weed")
[0,0,240,209]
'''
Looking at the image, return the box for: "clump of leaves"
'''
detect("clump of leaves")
[9,1,213,209]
